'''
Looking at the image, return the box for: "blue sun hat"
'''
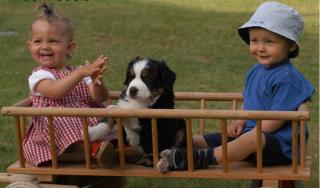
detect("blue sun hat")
[238,1,304,58]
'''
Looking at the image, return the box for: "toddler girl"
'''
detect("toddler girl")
[23,3,116,167]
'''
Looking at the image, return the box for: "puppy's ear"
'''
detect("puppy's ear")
[124,57,138,86]
[123,67,131,86]
[159,61,176,92]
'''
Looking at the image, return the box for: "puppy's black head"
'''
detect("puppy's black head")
[123,57,176,102]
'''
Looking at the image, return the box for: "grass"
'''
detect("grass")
[0,0,318,187]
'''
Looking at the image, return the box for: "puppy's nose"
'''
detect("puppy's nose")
[129,87,138,97]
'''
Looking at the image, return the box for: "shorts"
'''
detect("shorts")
[203,132,291,166]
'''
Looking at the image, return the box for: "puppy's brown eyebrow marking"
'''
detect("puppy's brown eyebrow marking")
[141,68,149,78]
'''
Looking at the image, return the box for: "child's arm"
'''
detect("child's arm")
[13,97,32,107]
[261,120,285,133]
[228,105,246,138]
[88,72,109,103]
[228,120,246,138]
[35,59,104,100]
[228,119,285,137]
[87,56,109,103]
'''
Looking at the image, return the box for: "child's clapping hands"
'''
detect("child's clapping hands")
[79,55,108,86]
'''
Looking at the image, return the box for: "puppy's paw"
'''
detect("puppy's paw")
[86,122,110,142]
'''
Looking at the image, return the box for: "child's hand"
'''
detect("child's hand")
[79,55,107,82]
[227,120,246,138]
[85,55,109,102]
[89,55,108,86]
[91,66,106,86]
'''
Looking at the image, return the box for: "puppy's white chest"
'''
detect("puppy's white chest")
[124,118,141,130]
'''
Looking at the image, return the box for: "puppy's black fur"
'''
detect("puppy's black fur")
[122,57,186,165]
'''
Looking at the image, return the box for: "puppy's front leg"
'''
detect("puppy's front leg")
[87,118,116,142]
[86,104,120,142]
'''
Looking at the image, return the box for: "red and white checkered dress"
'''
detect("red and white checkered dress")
[23,66,116,166]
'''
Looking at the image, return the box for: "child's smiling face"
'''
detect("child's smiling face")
[248,27,296,66]
[28,20,75,70]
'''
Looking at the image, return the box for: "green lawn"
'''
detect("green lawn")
[0,0,318,187]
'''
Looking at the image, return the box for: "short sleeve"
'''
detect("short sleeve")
[271,79,314,111]
[28,70,56,96]
[83,76,92,85]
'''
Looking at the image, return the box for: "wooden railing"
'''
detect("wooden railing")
[0,92,310,181]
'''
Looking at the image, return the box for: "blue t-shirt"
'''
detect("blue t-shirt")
[242,60,315,160]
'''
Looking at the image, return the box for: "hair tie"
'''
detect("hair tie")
[40,3,53,15]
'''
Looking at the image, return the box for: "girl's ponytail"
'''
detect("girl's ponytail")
[38,2,54,17]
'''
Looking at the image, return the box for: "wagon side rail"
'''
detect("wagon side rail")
[0,92,311,181]
[108,91,243,134]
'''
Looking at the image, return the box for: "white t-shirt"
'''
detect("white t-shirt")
[29,69,92,96]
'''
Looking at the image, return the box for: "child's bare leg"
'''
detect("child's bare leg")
[214,128,266,164]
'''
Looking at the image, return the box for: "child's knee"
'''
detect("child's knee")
[243,130,266,150]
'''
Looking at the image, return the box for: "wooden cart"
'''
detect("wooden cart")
[0,91,311,188]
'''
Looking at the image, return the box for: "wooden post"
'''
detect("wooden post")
[199,99,206,135]
[292,121,298,173]
[14,116,25,168]
[221,119,228,172]
[47,116,58,169]
[19,116,26,140]
[232,100,237,110]
[186,119,193,172]
[151,118,159,170]
[300,120,305,168]
[256,120,263,173]
[297,102,308,168]
[81,117,91,169]
[117,118,125,171]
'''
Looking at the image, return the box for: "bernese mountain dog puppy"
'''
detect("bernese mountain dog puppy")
[88,57,186,166]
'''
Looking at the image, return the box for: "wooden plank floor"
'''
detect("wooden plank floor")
[7,157,311,181]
